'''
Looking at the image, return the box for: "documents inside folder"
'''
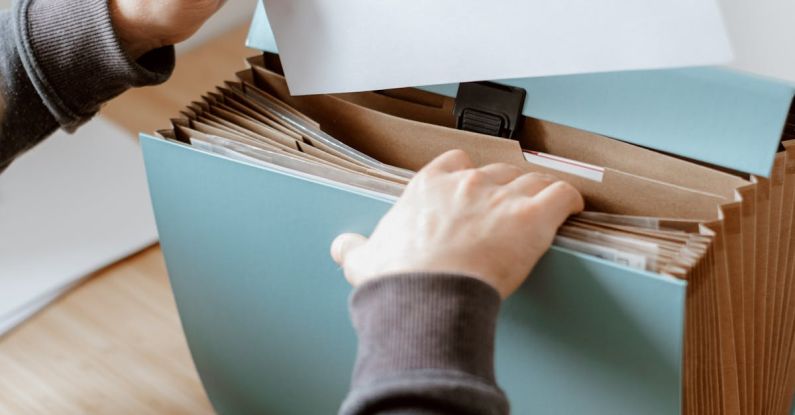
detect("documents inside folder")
[152,54,795,414]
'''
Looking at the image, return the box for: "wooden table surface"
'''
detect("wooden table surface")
[0,25,256,415]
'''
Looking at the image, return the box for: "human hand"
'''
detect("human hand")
[110,0,226,60]
[331,150,584,299]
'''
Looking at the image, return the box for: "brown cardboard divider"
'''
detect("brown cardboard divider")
[763,154,787,405]
[336,88,456,128]
[751,175,771,415]
[519,119,749,200]
[771,142,795,412]
[701,222,742,415]
[780,144,795,414]
[737,184,757,414]
[720,201,749,414]
[255,53,748,202]
[245,65,727,221]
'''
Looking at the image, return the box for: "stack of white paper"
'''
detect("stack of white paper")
[0,118,157,335]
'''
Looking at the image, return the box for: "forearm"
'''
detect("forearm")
[0,0,175,171]
[0,6,56,172]
[341,274,509,415]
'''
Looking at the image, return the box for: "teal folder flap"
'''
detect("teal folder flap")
[142,134,687,415]
[247,1,794,177]
[422,70,794,178]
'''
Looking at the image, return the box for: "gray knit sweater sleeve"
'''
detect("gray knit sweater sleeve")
[0,0,174,172]
[341,274,509,415]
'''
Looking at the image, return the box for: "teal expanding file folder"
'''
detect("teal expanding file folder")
[142,135,686,414]
[137,2,795,414]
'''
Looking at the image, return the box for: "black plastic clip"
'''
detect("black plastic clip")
[454,81,526,139]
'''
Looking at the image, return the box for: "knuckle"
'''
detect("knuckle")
[517,199,542,218]
[460,169,486,189]
[547,180,568,192]
[527,172,556,184]
[496,162,521,173]
[445,149,471,167]
[411,170,438,189]
[413,169,432,183]
[448,149,468,160]
[551,181,584,208]
[489,188,513,206]
[539,173,560,183]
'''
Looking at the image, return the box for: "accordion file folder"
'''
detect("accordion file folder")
[142,135,687,414]
[140,3,795,414]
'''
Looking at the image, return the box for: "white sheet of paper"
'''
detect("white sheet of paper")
[0,282,77,335]
[0,117,157,336]
[263,0,733,95]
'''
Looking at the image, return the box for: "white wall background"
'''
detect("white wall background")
[722,0,795,83]
[0,0,793,82]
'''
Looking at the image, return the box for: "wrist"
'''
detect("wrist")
[349,273,502,385]
[109,1,162,60]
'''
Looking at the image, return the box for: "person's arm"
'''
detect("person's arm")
[332,150,585,414]
[342,273,506,415]
[0,0,223,172]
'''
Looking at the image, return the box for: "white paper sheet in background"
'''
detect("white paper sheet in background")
[263,0,733,95]
[0,117,157,336]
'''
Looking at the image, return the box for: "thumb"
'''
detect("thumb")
[330,233,368,267]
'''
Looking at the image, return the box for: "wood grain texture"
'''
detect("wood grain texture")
[0,25,254,415]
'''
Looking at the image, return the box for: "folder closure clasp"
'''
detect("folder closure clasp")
[454,81,526,139]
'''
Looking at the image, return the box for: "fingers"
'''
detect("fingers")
[330,233,367,266]
[421,149,474,175]
[502,172,558,197]
[477,163,524,185]
[529,181,585,226]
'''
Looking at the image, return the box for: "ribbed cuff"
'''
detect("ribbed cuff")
[349,273,502,386]
[13,0,175,130]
